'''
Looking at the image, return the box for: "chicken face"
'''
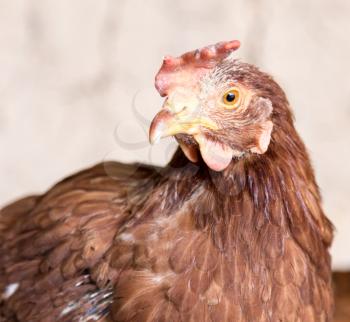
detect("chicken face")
[149,40,273,171]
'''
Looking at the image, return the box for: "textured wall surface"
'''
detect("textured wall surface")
[0,0,349,269]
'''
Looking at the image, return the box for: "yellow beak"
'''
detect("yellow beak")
[149,107,218,144]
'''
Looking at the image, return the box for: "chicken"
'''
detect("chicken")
[0,40,334,322]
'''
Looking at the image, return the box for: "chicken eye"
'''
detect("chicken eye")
[222,89,240,108]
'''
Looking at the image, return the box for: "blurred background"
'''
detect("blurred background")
[0,0,349,272]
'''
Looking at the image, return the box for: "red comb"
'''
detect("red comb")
[155,40,240,96]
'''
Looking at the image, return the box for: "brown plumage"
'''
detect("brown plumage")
[0,40,334,321]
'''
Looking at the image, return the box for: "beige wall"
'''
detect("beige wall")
[0,0,349,269]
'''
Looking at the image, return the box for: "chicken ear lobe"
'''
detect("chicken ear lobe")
[250,120,273,154]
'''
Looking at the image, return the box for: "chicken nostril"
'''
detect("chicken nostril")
[179,106,193,118]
